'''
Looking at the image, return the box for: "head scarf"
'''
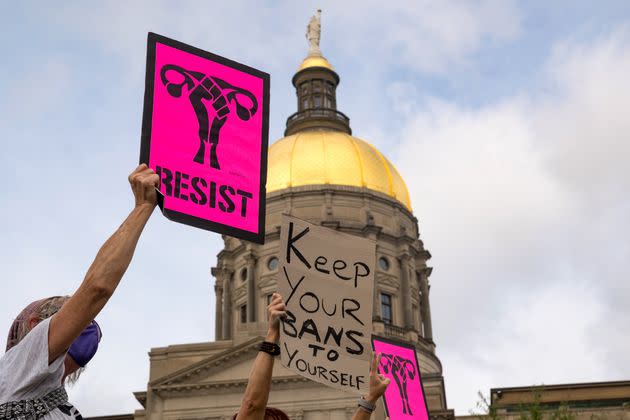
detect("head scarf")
[6,296,69,352]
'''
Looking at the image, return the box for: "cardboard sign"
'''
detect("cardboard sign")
[278,215,375,394]
[140,33,270,243]
[372,336,430,420]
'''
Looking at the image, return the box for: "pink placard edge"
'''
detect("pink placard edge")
[371,334,431,419]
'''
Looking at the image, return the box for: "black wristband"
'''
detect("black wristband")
[259,341,280,356]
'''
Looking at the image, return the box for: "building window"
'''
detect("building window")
[240,268,248,281]
[266,293,274,306]
[313,95,322,108]
[378,257,390,271]
[302,98,309,110]
[240,305,247,323]
[313,80,322,92]
[267,257,279,271]
[381,293,392,324]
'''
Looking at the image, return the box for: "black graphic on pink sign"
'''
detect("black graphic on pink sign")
[160,64,258,170]
[380,353,417,416]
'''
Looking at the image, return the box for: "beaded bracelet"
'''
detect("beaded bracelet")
[357,396,376,413]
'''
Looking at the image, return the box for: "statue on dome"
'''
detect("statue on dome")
[306,9,322,56]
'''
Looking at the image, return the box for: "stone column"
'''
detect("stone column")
[399,253,414,330]
[373,279,382,320]
[211,267,225,340]
[245,254,257,323]
[222,270,233,340]
[419,268,434,341]
[214,282,223,340]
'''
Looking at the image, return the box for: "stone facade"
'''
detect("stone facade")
[88,21,454,420]
[121,184,453,420]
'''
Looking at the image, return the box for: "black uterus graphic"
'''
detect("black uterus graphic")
[160,64,258,170]
[380,353,417,416]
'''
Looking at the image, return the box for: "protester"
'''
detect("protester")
[0,164,159,419]
[233,293,390,420]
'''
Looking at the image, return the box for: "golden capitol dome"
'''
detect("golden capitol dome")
[266,131,412,210]
[267,13,412,210]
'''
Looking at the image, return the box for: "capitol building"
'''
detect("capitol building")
[115,27,452,420]
[88,18,630,420]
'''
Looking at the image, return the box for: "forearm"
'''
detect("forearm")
[83,204,154,298]
[237,329,279,419]
[351,408,371,420]
[49,204,154,360]
[351,395,379,420]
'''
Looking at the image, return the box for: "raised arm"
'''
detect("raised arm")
[352,353,391,420]
[236,293,286,420]
[47,164,159,363]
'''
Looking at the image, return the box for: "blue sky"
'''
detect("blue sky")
[1,1,630,416]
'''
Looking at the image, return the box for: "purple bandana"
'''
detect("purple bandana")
[68,321,102,367]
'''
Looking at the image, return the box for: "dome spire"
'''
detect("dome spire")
[306,9,323,58]
[285,10,351,136]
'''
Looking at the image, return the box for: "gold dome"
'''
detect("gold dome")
[298,55,334,71]
[266,131,412,210]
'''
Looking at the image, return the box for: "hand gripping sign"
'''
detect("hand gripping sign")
[140,33,270,243]
[278,215,375,394]
[371,336,430,420]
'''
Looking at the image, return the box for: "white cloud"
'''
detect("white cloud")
[329,0,521,74]
[48,1,303,75]
[396,25,630,413]
[42,1,521,141]
[444,280,606,413]
[325,0,522,146]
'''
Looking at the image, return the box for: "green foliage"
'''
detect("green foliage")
[472,390,500,420]
[517,386,545,420]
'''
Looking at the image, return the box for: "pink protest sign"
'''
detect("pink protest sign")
[140,33,269,243]
[372,336,430,420]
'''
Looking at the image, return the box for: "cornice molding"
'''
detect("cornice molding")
[258,276,277,289]
[264,225,282,241]
[243,251,257,263]
[376,275,400,290]
[266,185,418,224]
[153,375,311,397]
[133,391,147,407]
[233,285,247,300]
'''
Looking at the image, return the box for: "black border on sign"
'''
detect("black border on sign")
[139,32,269,244]
[371,334,431,419]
